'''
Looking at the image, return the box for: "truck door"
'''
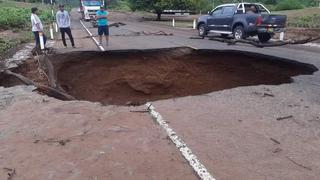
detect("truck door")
[220,6,235,32]
[207,7,223,31]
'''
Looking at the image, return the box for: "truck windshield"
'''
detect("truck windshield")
[83,1,101,6]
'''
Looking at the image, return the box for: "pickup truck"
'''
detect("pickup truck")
[197,3,287,42]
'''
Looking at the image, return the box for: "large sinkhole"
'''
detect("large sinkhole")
[1,48,318,105]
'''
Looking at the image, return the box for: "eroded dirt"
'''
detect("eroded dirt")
[51,48,317,105]
[282,28,320,42]
[0,48,317,106]
[0,57,48,87]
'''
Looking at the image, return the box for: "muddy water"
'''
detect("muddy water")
[0,48,317,105]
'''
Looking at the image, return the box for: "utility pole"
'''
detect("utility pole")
[212,0,214,9]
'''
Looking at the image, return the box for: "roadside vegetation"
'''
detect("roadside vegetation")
[124,0,320,29]
[287,13,320,28]
[125,0,319,21]
[0,0,54,59]
[276,8,320,28]
[109,0,131,11]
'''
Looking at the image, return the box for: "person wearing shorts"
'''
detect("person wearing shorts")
[96,6,109,46]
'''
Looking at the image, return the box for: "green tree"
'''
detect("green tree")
[128,0,196,20]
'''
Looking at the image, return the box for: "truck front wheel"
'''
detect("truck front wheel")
[233,25,245,40]
[198,24,206,38]
[258,33,272,43]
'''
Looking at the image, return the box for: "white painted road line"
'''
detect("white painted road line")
[146,103,215,180]
[303,43,320,48]
[80,20,105,51]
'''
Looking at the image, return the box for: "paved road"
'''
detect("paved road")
[54,10,320,53]
[2,10,319,180]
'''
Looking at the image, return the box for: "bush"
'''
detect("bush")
[108,0,131,11]
[0,2,53,58]
[275,0,303,11]
[264,4,276,11]
[0,7,30,29]
[0,38,17,59]
[0,6,52,30]
[287,14,320,28]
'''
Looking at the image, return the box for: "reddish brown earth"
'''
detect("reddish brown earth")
[2,48,316,106]
[51,48,316,106]
[0,95,197,180]
[282,28,320,41]
[0,58,48,87]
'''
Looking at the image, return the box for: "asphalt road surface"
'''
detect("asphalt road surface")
[1,9,319,180]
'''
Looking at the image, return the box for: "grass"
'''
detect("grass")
[109,0,131,11]
[0,38,17,59]
[275,7,320,17]
[0,0,55,58]
[0,0,54,30]
[274,8,320,28]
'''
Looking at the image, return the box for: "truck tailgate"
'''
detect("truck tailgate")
[260,14,287,27]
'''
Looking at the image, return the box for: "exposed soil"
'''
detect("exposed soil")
[48,48,316,105]
[0,95,198,180]
[0,48,317,105]
[284,28,320,41]
[0,57,48,87]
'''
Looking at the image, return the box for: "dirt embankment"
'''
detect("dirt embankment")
[0,57,48,87]
[284,28,320,42]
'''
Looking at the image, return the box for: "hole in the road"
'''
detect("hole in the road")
[1,48,317,105]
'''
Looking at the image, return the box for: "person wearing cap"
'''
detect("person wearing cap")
[96,6,109,46]
[56,4,75,48]
[31,7,46,49]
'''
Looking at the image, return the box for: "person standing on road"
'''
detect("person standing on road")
[96,6,109,46]
[56,4,75,48]
[31,7,46,49]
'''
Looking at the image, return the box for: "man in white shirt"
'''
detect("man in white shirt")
[31,7,46,49]
[56,4,75,48]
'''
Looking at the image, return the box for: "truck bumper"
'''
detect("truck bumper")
[257,27,284,33]
[246,23,285,34]
[84,13,96,20]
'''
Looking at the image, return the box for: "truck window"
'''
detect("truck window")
[83,1,101,6]
[257,4,270,14]
[236,4,244,14]
[222,6,235,15]
[244,4,258,14]
[211,7,223,15]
